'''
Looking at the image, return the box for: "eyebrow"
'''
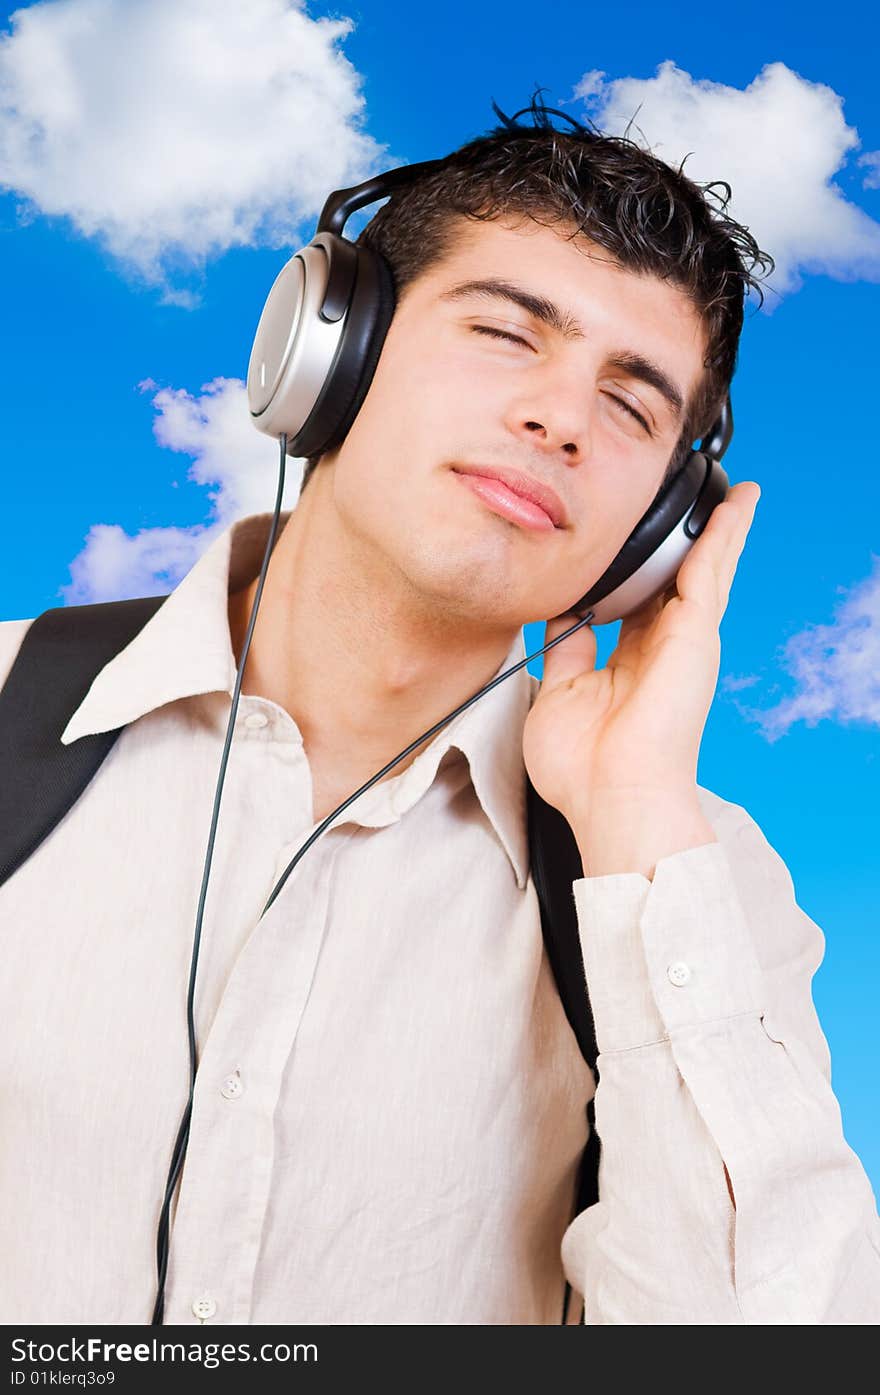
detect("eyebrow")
[440,277,686,423]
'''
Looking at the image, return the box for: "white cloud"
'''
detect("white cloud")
[61,377,303,603]
[720,673,760,693]
[60,520,218,605]
[859,152,880,190]
[732,558,880,741]
[144,376,302,525]
[573,61,880,297]
[0,0,386,294]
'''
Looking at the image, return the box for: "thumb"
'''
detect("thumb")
[539,610,597,692]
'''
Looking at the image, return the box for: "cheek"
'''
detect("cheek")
[585,443,666,517]
[344,338,435,448]
[566,468,662,584]
[362,326,505,437]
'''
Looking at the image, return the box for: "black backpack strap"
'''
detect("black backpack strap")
[0,595,168,889]
[526,776,601,1324]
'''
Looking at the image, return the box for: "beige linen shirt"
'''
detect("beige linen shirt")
[1,511,878,1326]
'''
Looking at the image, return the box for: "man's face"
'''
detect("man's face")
[323,215,708,630]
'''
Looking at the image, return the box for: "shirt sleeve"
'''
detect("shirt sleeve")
[559,790,880,1324]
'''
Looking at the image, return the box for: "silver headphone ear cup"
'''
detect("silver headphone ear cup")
[247,236,395,460]
[292,249,395,460]
[247,236,348,442]
[584,512,701,624]
[571,454,729,624]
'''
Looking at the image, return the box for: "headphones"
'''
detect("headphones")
[246,160,732,627]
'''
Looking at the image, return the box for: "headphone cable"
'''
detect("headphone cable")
[150,434,288,1324]
[150,433,594,1323]
[260,606,594,916]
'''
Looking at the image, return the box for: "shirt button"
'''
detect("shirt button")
[221,1070,243,1100]
[192,1294,217,1321]
[244,711,268,730]
[667,960,692,987]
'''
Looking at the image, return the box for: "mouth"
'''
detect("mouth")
[450,464,567,532]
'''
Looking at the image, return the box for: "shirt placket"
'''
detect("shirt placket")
[160,812,356,1325]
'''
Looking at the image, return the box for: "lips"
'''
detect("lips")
[450,464,568,528]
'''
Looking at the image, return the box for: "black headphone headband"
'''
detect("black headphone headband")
[317,160,446,237]
[699,395,733,461]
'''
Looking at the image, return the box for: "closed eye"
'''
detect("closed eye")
[471,325,653,436]
[605,394,652,435]
[471,324,532,348]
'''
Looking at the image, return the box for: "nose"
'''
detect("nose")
[503,364,591,463]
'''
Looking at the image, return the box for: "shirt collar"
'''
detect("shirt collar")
[61,510,536,890]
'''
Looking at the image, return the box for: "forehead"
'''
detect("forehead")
[412,214,707,393]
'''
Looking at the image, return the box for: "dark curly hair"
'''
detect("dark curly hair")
[299,93,773,495]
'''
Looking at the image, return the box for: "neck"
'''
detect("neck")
[227,465,520,813]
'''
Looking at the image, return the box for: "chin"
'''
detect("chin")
[425,557,521,623]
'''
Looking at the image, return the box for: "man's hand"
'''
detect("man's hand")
[522,481,761,879]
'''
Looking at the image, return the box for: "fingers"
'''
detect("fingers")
[540,609,598,690]
[611,589,667,665]
[677,481,760,621]
[716,482,760,614]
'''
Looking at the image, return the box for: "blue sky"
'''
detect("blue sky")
[1,0,878,1191]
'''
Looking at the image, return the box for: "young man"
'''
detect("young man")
[1,106,878,1326]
